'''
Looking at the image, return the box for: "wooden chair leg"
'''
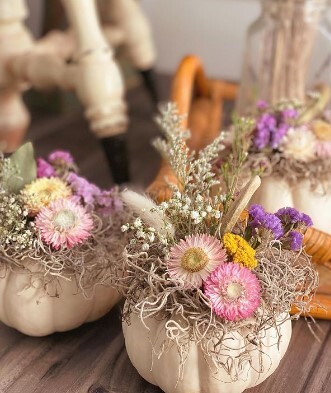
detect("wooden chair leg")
[0,0,33,152]
[0,89,30,153]
[100,0,156,70]
[100,0,158,104]
[61,0,130,183]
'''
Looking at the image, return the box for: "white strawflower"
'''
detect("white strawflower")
[281,126,317,162]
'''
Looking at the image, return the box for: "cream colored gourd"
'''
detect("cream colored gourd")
[123,305,292,393]
[250,176,331,234]
[0,259,121,336]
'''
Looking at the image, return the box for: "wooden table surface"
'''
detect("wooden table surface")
[0,76,330,393]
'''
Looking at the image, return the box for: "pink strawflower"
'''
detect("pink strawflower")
[167,234,227,288]
[204,263,261,321]
[35,198,93,250]
[37,158,56,178]
[48,150,74,165]
[315,141,331,159]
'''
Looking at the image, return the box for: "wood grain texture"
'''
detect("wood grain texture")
[0,75,330,393]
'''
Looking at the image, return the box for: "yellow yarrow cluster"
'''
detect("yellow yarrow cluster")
[222,233,257,269]
[21,177,72,215]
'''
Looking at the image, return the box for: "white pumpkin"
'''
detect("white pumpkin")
[0,261,121,336]
[250,176,331,234]
[123,306,292,393]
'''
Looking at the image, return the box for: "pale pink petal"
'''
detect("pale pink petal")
[167,234,227,288]
[35,198,93,250]
[204,263,261,321]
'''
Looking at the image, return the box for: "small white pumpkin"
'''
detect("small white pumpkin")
[250,176,331,234]
[0,260,121,336]
[123,306,292,393]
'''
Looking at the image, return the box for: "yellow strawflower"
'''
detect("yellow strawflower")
[22,177,72,215]
[222,233,257,269]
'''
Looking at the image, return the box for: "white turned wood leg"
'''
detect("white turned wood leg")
[0,0,33,151]
[0,88,30,152]
[61,0,128,138]
[102,0,156,70]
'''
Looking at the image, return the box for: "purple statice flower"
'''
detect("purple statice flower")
[276,207,313,227]
[248,204,284,239]
[300,212,313,227]
[67,172,101,207]
[37,158,56,178]
[67,173,122,215]
[253,104,297,150]
[248,204,265,218]
[256,100,269,110]
[254,113,277,149]
[289,231,304,251]
[95,189,123,215]
[276,207,301,223]
[282,108,298,119]
[270,122,289,149]
[262,213,284,238]
[48,150,74,165]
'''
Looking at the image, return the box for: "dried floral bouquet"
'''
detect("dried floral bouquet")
[113,104,318,393]
[247,88,331,189]
[0,143,124,335]
[243,86,331,232]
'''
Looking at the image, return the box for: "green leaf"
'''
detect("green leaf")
[7,142,37,193]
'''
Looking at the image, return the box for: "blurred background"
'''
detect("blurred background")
[26,0,260,81]
[8,0,331,191]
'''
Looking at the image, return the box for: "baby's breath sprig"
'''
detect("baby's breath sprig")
[153,103,192,188]
[220,117,255,214]
[153,103,227,228]
[154,103,226,198]
[0,191,35,250]
[121,218,169,254]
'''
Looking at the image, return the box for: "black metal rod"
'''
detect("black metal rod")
[100,133,130,184]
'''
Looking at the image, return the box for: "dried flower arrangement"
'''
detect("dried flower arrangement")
[0,143,124,290]
[0,143,124,335]
[246,90,331,191]
[239,87,331,234]
[113,104,318,392]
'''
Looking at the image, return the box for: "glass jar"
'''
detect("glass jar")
[236,0,331,115]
